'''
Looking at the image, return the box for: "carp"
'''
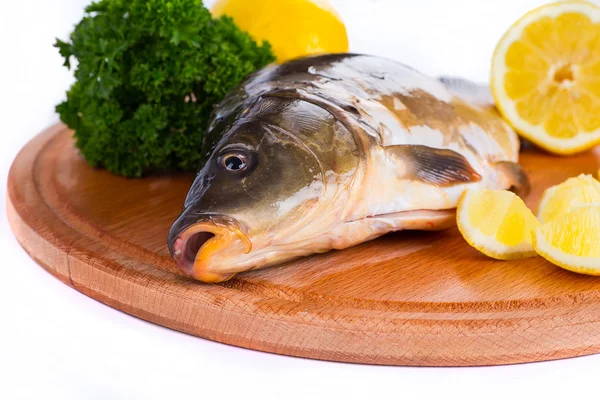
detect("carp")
[168,53,529,282]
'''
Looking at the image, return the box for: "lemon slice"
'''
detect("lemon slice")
[211,0,349,63]
[491,1,600,155]
[457,189,540,260]
[537,173,600,222]
[534,204,600,274]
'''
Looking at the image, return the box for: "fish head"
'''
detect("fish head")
[168,97,360,282]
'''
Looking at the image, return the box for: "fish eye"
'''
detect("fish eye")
[218,151,249,172]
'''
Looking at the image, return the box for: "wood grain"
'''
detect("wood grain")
[8,123,600,366]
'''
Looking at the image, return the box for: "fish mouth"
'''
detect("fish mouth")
[169,216,251,283]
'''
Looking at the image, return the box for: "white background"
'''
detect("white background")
[1,0,598,399]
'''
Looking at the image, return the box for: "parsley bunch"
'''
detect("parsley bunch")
[55,0,274,177]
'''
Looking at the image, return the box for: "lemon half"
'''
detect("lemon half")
[491,1,600,154]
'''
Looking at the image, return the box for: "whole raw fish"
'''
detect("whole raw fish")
[168,54,529,282]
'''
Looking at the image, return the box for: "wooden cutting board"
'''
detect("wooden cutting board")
[8,123,600,366]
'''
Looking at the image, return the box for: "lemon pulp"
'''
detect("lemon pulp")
[457,189,540,260]
[537,174,600,222]
[534,204,600,274]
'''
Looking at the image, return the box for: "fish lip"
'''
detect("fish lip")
[168,215,251,282]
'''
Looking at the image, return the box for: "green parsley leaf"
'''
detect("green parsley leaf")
[56,0,274,177]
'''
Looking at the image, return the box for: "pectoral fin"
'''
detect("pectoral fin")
[387,145,482,186]
[494,161,531,198]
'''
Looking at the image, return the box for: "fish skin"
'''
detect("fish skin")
[168,53,529,282]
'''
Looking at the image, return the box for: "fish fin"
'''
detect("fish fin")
[388,145,482,186]
[493,161,531,198]
[438,76,494,108]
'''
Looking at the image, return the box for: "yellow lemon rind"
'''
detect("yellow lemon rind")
[457,214,537,260]
[533,225,600,275]
[491,0,600,155]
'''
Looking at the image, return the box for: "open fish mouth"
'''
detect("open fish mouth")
[169,216,251,282]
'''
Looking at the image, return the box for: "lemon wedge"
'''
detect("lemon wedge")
[537,174,600,223]
[534,204,600,274]
[211,0,349,63]
[491,1,600,155]
[457,189,540,260]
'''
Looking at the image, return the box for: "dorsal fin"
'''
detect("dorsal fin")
[387,145,482,186]
[438,76,494,108]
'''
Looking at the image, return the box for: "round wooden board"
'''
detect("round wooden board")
[9,124,600,366]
